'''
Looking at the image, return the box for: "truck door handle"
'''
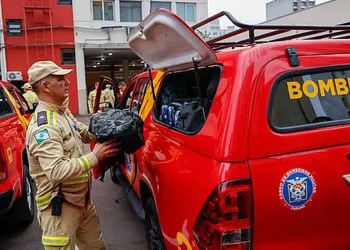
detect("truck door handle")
[343,174,350,187]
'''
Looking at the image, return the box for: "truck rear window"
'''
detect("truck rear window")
[0,88,14,119]
[270,66,350,131]
[154,66,221,134]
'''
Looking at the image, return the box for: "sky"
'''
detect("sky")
[208,0,331,27]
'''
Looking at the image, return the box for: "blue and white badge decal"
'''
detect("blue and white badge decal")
[279,168,316,210]
[34,129,50,144]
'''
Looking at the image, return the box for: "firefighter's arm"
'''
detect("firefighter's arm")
[77,122,96,143]
[28,125,98,184]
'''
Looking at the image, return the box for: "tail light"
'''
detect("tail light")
[0,146,7,183]
[193,180,251,250]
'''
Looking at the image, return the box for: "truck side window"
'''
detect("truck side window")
[12,90,29,112]
[270,68,350,130]
[154,66,221,133]
[131,78,149,113]
[0,88,14,118]
[8,89,22,110]
[122,84,134,110]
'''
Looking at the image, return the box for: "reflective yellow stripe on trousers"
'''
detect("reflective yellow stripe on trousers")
[42,236,69,246]
[36,193,51,207]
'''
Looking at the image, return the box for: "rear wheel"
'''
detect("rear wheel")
[145,198,166,250]
[9,165,35,226]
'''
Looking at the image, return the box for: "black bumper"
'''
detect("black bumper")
[0,190,14,217]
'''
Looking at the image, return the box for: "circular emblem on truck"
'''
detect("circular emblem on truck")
[279,168,316,210]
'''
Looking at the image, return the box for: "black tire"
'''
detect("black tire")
[110,164,121,185]
[9,165,35,226]
[145,198,166,250]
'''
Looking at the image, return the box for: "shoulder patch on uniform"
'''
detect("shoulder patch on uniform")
[37,111,48,126]
[34,129,50,144]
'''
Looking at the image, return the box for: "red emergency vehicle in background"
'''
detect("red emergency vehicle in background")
[94,9,350,250]
[0,81,35,226]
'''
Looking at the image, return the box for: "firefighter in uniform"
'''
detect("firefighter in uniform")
[22,82,39,109]
[88,82,106,113]
[25,61,120,250]
[103,84,115,108]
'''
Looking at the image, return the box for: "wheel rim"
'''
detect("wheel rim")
[25,176,33,214]
[147,214,163,250]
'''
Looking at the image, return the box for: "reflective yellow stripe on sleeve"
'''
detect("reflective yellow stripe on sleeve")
[52,110,57,126]
[62,173,89,185]
[82,156,91,169]
[44,110,57,126]
[42,236,69,246]
[77,158,87,172]
[36,193,51,207]
[48,110,53,125]
[78,156,91,173]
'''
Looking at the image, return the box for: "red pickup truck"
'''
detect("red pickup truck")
[94,9,350,250]
[0,81,35,226]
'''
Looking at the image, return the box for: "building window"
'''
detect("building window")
[92,0,114,21]
[151,1,171,12]
[58,0,72,5]
[120,1,142,22]
[6,19,23,36]
[176,2,196,23]
[61,49,75,64]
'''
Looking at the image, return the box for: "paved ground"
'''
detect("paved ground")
[0,115,147,250]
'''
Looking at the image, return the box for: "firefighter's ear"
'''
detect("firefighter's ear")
[42,82,50,93]
[41,80,52,93]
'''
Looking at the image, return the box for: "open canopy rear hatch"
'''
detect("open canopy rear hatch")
[127,8,217,71]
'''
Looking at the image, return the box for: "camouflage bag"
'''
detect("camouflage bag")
[88,109,145,181]
[89,109,145,154]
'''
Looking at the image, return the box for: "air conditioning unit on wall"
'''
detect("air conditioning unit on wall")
[7,71,23,81]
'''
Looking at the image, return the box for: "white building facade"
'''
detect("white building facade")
[73,0,209,114]
[264,0,348,25]
[266,0,316,21]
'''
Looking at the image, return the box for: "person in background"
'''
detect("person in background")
[22,82,39,109]
[118,81,127,96]
[103,84,115,108]
[88,82,106,113]
[116,81,127,104]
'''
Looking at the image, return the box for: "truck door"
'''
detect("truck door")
[249,55,350,250]
[90,76,117,179]
[120,76,149,185]
[93,76,117,113]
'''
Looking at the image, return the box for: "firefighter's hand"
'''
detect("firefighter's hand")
[93,140,121,162]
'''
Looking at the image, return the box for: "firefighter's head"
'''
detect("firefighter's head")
[118,81,127,94]
[28,61,72,106]
[21,82,32,93]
